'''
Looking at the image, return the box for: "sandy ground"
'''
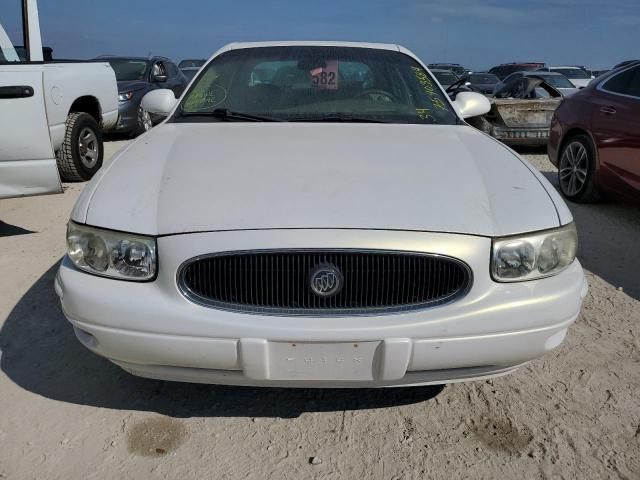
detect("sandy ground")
[0,141,639,480]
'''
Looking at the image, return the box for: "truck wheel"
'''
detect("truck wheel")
[558,134,600,203]
[56,112,103,182]
[131,106,153,138]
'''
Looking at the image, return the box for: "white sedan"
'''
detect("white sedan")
[56,41,587,387]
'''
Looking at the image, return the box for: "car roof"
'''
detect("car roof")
[94,55,171,62]
[222,41,402,51]
[494,62,545,66]
[209,41,425,67]
[548,66,584,69]
[524,71,565,76]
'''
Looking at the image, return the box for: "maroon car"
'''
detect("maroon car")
[548,61,640,205]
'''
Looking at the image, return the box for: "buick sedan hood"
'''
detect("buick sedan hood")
[80,123,562,236]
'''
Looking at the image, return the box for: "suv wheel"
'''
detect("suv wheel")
[132,106,153,137]
[558,134,600,203]
[56,112,103,182]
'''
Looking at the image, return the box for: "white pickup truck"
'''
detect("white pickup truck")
[0,0,118,199]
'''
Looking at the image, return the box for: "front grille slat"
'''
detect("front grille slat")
[180,250,471,316]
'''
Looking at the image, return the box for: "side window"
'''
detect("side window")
[629,67,640,97]
[0,1,24,63]
[164,62,178,78]
[504,73,519,83]
[602,66,640,98]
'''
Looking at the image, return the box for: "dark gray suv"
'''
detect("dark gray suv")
[98,56,188,137]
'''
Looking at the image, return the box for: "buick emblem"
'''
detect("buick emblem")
[309,264,343,297]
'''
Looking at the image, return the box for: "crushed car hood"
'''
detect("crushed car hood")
[78,123,561,236]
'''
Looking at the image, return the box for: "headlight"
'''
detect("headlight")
[118,91,134,102]
[491,223,577,282]
[67,222,157,281]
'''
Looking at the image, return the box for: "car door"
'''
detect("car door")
[162,61,186,97]
[591,65,640,199]
[0,0,61,199]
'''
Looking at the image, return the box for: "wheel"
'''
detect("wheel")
[557,134,600,203]
[56,112,103,182]
[131,105,153,137]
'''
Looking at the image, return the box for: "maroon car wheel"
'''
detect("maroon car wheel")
[558,134,600,203]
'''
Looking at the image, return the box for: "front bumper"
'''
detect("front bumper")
[491,125,550,146]
[113,100,139,133]
[55,229,588,387]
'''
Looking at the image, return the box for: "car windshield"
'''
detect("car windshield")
[551,68,590,79]
[432,71,458,85]
[178,46,458,124]
[107,59,149,81]
[469,73,498,84]
[533,74,574,88]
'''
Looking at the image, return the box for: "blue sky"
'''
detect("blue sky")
[9,0,640,69]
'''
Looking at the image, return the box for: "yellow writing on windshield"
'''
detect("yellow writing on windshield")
[415,108,435,121]
[183,69,221,111]
[411,66,448,113]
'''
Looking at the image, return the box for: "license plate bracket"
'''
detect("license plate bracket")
[268,341,380,381]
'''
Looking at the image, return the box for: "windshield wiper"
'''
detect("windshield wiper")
[180,108,282,122]
[288,113,389,123]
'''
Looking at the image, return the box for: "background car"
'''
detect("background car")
[430,68,459,90]
[613,60,638,69]
[1,2,118,197]
[98,56,188,137]
[427,63,468,77]
[179,59,206,69]
[495,71,578,97]
[548,61,640,205]
[469,74,562,146]
[488,62,545,80]
[537,66,594,88]
[179,58,206,81]
[466,72,500,95]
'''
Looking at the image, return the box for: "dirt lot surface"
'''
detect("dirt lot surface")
[1,141,639,479]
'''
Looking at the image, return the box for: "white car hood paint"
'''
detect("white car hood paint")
[81,123,562,237]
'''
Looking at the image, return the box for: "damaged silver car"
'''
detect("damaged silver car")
[466,75,562,146]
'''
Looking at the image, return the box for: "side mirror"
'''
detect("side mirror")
[453,91,491,119]
[141,89,177,116]
[151,74,168,83]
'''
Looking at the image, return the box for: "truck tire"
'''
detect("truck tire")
[56,112,104,182]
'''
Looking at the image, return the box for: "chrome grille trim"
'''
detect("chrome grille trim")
[177,249,473,316]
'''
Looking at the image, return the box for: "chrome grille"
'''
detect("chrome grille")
[178,250,472,315]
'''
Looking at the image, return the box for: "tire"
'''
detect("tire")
[557,134,600,203]
[56,112,103,182]
[131,105,153,138]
